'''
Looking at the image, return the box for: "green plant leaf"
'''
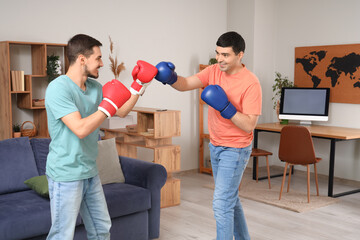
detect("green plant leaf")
[47,54,61,83]
[272,72,295,110]
[208,58,217,65]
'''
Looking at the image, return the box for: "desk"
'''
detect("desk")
[253,122,360,198]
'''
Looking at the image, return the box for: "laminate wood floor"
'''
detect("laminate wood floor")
[158,167,360,240]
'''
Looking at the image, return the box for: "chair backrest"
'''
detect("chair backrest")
[278,125,317,165]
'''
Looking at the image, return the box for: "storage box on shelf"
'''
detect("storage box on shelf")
[0,41,67,140]
[102,107,181,208]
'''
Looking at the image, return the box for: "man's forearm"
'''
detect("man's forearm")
[116,94,139,117]
[62,110,107,139]
[171,75,203,91]
[230,112,259,133]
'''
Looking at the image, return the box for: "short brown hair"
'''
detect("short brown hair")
[67,34,102,65]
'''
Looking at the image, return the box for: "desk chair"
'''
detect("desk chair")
[239,148,272,190]
[252,148,272,189]
[278,125,322,203]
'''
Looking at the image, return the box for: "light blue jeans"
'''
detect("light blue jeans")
[209,143,252,240]
[46,175,111,240]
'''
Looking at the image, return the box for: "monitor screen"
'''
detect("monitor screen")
[279,87,330,125]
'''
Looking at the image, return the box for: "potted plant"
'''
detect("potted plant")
[47,54,62,83]
[272,72,295,124]
[13,123,21,138]
[208,58,217,65]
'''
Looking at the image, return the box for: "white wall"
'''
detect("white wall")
[0,0,228,171]
[227,0,255,71]
[228,0,360,181]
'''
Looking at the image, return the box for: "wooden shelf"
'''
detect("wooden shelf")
[161,178,181,208]
[11,91,31,94]
[0,41,67,140]
[103,128,155,139]
[198,64,213,174]
[102,107,181,208]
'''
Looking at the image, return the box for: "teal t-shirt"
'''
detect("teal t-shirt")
[45,75,102,181]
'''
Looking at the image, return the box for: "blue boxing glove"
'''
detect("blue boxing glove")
[155,61,178,85]
[201,85,237,119]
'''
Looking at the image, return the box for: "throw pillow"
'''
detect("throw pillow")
[24,175,49,198]
[97,138,125,184]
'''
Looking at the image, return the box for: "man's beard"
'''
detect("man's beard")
[85,65,99,79]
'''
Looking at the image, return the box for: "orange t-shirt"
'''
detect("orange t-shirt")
[196,64,262,148]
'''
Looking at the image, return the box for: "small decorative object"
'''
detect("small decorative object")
[47,54,62,83]
[11,70,25,91]
[272,72,295,123]
[109,36,125,80]
[21,121,37,137]
[126,124,137,133]
[208,58,217,65]
[280,119,289,125]
[12,123,21,138]
[32,99,45,107]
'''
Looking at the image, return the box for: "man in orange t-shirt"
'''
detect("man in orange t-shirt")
[154,31,262,240]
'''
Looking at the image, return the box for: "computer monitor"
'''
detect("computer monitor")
[279,87,330,125]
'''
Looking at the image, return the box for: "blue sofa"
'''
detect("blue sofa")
[0,137,167,240]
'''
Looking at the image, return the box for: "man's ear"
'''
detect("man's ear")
[238,51,244,61]
[78,54,86,65]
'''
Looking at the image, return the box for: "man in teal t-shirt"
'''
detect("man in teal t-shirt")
[45,34,152,240]
[46,75,102,181]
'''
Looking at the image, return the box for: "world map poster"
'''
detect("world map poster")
[294,44,360,104]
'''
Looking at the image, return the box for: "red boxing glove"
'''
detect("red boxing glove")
[130,60,158,95]
[98,79,131,118]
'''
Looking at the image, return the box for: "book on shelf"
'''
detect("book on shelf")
[11,70,24,91]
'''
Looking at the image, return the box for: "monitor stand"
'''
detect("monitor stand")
[299,120,312,125]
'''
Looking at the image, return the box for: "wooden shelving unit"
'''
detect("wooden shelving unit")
[0,41,67,140]
[198,64,213,174]
[102,107,181,208]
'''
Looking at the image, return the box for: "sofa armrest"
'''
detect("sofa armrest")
[119,156,167,189]
[119,156,167,239]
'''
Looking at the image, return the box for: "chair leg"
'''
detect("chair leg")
[314,163,319,196]
[307,165,310,203]
[256,157,259,183]
[239,178,243,191]
[279,162,289,200]
[287,164,292,193]
[266,155,271,189]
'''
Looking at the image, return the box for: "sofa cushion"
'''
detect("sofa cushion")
[103,183,151,218]
[97,138,125,184]
[0,191,50,239]
[0,190,82,240]
[30,138,51,175]
[0,137,39,194]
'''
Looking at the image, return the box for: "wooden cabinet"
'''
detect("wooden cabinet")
[198,64,212,174]
[0,41,67,140]
[102,107,181,208]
